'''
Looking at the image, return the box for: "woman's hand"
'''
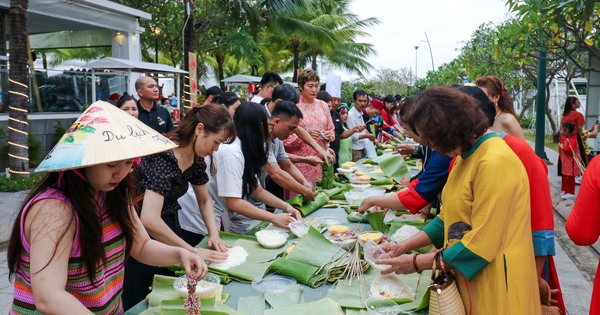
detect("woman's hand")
[179,249,208,281]
[283,204,303,221]
[357,197,375,213]
[539,277,560,305]
[380,241,409,257]
[308,130,321,139]
[207,235,231,252]
[195,248,228,263]
[376,254,415,275]
[400,178,411,186]
[304,156,324,166]
[271,212,295,228]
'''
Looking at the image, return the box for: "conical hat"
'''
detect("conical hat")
[36,101,178,172]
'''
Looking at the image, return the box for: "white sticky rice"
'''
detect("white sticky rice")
[210,246,248,270]
[370,274,415,299]
[256,230,288,248]
[391,225,420,243]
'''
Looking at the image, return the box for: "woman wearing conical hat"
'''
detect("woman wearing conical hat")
[7,101,207,314]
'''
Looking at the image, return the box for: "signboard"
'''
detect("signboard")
[188,52,198,108]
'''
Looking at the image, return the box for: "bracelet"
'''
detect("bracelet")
[412,253,422,274]
[192,248,198,255]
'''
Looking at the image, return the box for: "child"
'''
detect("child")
[559,121,582,199]
[7,101,207,314]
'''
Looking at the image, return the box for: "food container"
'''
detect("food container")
[345,191,365,206]
[173,273,221,299]
[252,275,297,293]
[363,239,392,271]
[256,230,288,248]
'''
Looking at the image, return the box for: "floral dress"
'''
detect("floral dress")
[283,97,335,197]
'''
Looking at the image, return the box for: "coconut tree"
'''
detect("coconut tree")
[7,0,30,178]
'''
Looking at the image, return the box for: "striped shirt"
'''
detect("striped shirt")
[11,188,126,314]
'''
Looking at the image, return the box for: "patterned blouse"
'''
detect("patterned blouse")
[11,189,126,314]
[134,150,208,217]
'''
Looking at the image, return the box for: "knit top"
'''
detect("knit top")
[10,188,126,314]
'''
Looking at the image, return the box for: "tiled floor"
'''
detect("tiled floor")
[0,251,12,314]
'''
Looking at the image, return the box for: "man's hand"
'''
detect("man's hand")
[304,156,324,166]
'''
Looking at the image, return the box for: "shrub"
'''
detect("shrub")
[0,173,44,192]
[520,115,534,128]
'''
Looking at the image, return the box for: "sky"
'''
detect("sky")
[342,0,514,80]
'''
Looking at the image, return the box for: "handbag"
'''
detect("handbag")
[541,281,562,315]
[428,249,467,315]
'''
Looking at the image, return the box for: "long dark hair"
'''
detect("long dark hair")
[8,169,136,286]
[476,76,517,119]
[562,96,579,116]
[234,102,270,197]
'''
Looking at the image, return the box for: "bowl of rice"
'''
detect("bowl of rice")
[174,272,221,299]
[256,230,289,249]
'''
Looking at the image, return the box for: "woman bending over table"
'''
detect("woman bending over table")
[377,87,541,314]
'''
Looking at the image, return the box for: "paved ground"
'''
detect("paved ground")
[0,145,596,314]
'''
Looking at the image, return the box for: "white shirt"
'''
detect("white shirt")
[347,106,367,150]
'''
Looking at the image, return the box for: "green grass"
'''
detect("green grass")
[524,131,558,152]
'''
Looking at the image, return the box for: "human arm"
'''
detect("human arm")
[287,153,324,166]
[129,206,207,279]
[251,185,302,220]
[358,193,408,213]
[140,190,227,262]
[27,199,94,314]
[266,161,315,201]
[192,184,230,252]
[294,126,334,165]
[340,126,360,139]
[566,158,600,245]
[225,194,299,229]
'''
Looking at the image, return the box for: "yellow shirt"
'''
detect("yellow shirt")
[427,133,541,314]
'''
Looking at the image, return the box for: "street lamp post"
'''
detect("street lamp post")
[150,26,161,63]
[423,32,435,72]
[414,46,419,84]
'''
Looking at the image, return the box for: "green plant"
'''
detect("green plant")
[520,115,534,128]
[53,121,67,146]
[0,173,44,192]
[28,133,43,167]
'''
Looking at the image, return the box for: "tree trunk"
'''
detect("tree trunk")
[311,54,317,71]
[292,40,300,83]
[216,54,225,91]
[8,0,30,178]
[545,82,557,133]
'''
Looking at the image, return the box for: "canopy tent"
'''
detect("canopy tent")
[221,74,298,90]
[83,57,187,110]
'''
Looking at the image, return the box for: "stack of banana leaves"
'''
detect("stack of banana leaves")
[165,232,287,284]
[344,209,388,233]
[268,227,369,288]
[286,186,351,217]
[140,274,245,315]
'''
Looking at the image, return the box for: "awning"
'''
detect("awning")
[221,74,297,87]
[83,57,187,74]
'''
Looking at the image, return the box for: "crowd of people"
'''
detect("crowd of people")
[6,69,600,315]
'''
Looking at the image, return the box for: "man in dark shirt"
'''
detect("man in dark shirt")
[136,76,173,134]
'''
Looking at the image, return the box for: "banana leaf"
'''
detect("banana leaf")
[326,269,431,313]
[321,187,343,197]
[346,211,368,223]
[404,158,417,166]
[237,296,265,315]
[264,285,302,308]
[330,193,347,200]
[361,159,377,165]
[268,227,367,288]
[287,191,329,217]
[244,221,271,236]
[145,275,230,311]
[264,298,344,315]
[370,184,395,191]
[365,211,389,234]
[176,232,287,283]
[372,154,410,184]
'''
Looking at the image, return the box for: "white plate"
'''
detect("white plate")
[337,167,356,173]
[252,275,297,293]
[351,182,371,190]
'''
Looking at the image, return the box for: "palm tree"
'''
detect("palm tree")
[8,0,30,178]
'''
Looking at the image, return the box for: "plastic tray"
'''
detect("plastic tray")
[252,275,297,293]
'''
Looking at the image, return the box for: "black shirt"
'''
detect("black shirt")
[137,101,173,134]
